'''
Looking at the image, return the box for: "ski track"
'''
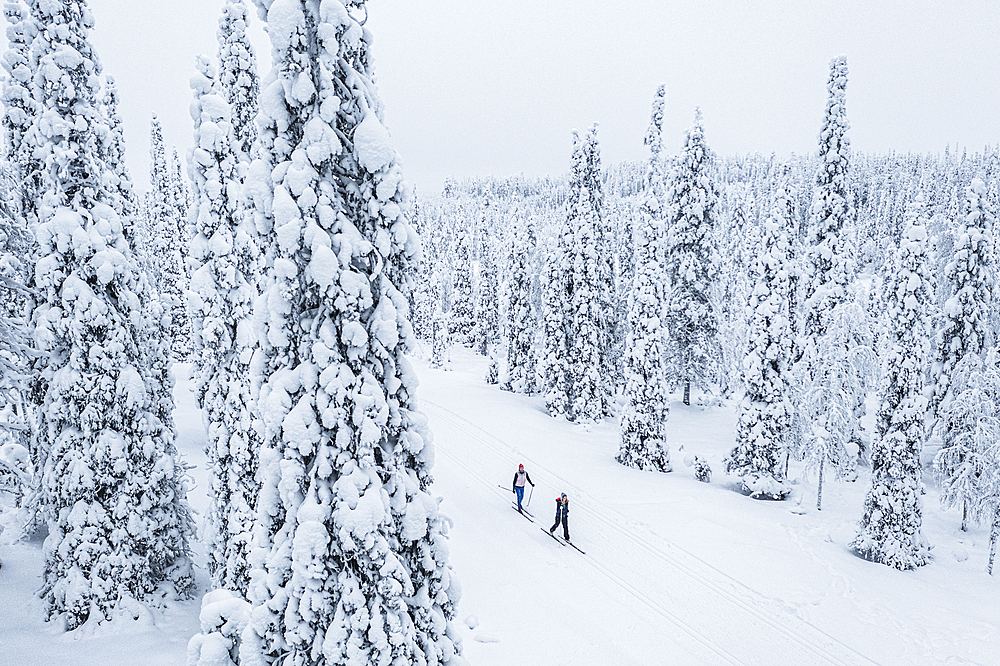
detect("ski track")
[424,398,880,666]
[430,415,738,665]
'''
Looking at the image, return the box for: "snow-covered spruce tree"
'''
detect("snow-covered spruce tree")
[798,302,876,510]
[0,164,34,523]
[2,0,39,226]
[853,197,934,569]
[801,56,853,345]
[27,0,193,629]
[448,223,474,343]
[724,186,795,499]
[542,229,572,418]
[407,193,435,341]
[798,56,862,472]
[99,78,179,491]
[474,229,500,357]
[102,88,177,446]
[92,68,178,528]
[188,54,261,595]
[171,147,192,214]
[946,353,1000,574]
[149,116,192,358]
[584,125,617,398]
[503,218,537,394]
[664,108,719,406]
[0,0,38,433]
[216,0,258,159]
[100,76,137,218]
[240,2,462,664]
[934,352,998,532]
[187,589,251,666]
[430,306,450,370]
[568,125,611,422]
[713,182,757,399]
[928,178,995,429]
[618,85,670,472]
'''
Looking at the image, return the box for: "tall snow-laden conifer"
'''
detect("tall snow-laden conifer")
[853,198,933,568]
[928,178,995,426]
[542,229,572,418]
[448,223,474,342]
[100,72,175,527]
[802,56,853,341]
[474,228,499,357]
[240,2,463,664]
[504,219,537,394]
[934,352,1000,535]
[618,85,670,472]
[27,0,193,629]
[568,125,611,422]
[2,0,38,225]
[216,0,258,159]
[149,116,191,358]
[797,56,862,483]
[171,147,192,235]
[188,53,260,595]
[100,76,136,218]
[724,186,794,499]
[585,125,616,395]
[799,302,876,510]
[714,183,756,399]
[1,1,39,482]
[664,109,719,406]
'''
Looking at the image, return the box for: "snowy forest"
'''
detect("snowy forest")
[0,1,998,665]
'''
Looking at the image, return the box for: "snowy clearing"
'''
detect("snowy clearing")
[5,351,996,665]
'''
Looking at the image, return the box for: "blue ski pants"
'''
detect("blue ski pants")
[514,485,525,509]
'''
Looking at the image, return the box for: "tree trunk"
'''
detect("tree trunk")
[816,452,825,511]
[989,506,1000,576]
[683,380,691,406]
[962,500,968,532]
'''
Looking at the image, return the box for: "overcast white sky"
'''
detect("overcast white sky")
[84,0,1000,195]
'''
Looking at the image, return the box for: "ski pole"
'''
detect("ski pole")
[526,483,533,508]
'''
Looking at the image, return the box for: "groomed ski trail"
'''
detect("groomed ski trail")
[424,398,879,666]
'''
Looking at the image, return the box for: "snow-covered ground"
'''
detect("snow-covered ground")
[2,350,998,664]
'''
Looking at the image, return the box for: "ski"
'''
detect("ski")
[541,527,567,546]
[512,504,534,521]
[541,527,585,554]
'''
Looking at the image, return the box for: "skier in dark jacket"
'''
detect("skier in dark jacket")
[512,464,534,513]
[549,493,570,541]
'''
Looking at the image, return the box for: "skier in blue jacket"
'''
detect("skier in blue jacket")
[512,464,534,513]
[549,493,570,541]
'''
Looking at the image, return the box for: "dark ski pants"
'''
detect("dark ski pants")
[514,486,525,510]
[550,515,569,540]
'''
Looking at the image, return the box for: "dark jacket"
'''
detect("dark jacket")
[554,497,568,520]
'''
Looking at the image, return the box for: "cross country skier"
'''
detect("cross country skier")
[512,464,534,513]
[549,492,570,541]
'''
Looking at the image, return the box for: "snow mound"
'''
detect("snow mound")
[353,113,395,173]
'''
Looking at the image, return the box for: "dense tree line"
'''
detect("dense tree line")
[412,58,1000,573]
